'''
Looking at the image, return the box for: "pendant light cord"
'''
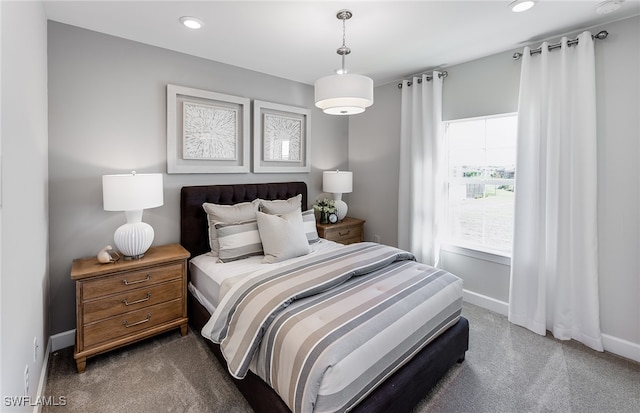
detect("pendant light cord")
[341,17,346,72]
[336,10,352,74]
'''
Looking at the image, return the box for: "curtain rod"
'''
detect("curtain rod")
[512,30,608,60]
[397,71,448,89]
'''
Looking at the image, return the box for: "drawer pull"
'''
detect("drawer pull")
[122,274,150,286]
[123,313,151,328]
[338,230,351,237]
[122,293,151,306]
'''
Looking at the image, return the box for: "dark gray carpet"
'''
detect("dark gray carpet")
[44,303,640,412]
[43,328,251,412]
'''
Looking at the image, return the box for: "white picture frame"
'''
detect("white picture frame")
[253,100,310,173]
[167,84,250,173]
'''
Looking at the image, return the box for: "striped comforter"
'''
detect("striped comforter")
[201,242,463,413]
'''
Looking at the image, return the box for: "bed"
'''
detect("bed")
[180,181,469,413]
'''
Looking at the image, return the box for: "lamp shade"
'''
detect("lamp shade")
[103,172,164,211]
[315,74,374,115]
[323,170,353,194]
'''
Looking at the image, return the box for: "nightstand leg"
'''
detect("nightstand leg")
[76,357,86,373]
[180,323,188,336]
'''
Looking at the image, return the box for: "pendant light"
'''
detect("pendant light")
[314,10,374,115]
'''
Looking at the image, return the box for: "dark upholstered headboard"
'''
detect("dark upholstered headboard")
[180,181,308,258]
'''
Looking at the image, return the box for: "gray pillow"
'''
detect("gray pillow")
[258,194,302,215]
[256,209,310,264]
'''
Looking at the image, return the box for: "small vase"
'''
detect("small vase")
[320,211,329,224]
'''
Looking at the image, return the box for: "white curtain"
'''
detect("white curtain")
[398,73,444,266]
[508,32,603,351]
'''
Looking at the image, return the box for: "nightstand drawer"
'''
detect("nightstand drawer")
[323,225,363,243]
[83,279,183,323]
[82,263,183,300]
[83,299,184,348]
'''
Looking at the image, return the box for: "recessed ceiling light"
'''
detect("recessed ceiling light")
[179,16,203,30]
[510,0,536,13]
[596,0,623,15]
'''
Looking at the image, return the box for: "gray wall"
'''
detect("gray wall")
[1,1,49,405]
[593,16,640,353]
[349,16,640,357]
[348,82,401,246]
[48,22,348,335]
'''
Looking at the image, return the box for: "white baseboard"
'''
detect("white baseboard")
[50,329,75,352]
[463,290,640,363]
[33,338,52,413]
[463,289,509,316]
[602,333,640,363]
[32,331,74,413]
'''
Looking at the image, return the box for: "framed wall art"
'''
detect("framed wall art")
[167,84,250,173]
[253,100,310,173]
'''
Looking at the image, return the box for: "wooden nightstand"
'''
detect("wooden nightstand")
[71,243,190,373]
[316,217,366,245]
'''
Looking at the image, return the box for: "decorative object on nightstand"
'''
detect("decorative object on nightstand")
[96,245,120,264]
[316,216,365,245]
[71,243,190,373]
[323,170,352,221]
[313,198,337,224]
[102,171,164,259]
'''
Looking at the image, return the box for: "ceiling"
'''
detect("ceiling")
[43,1,640,86]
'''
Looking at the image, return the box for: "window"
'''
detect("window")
[444,114,517,256]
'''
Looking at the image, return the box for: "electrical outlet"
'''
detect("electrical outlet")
[374,234,381,243]
[33,337,38,362]
[24,365,29,396]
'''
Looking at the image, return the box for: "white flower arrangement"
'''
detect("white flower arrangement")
[313,198,336,213]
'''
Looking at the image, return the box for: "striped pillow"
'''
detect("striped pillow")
[215,220,263,263]
[203,200,259,256]
[302,209,320,244]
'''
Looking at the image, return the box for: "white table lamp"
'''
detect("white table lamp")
[102,171,164,259]
[323,170,353,221]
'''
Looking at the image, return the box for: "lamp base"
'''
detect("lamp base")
[113,221,154,260]
[123,253,145,261]
[334,199,348,221]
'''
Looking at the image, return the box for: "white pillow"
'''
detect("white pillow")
[215,220,263,262]
[202,200,259,256]
[256,209,311,264]
[302,209,320,243]
[259,194,302,215]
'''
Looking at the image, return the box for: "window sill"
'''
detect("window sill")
[441,243,511,266]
